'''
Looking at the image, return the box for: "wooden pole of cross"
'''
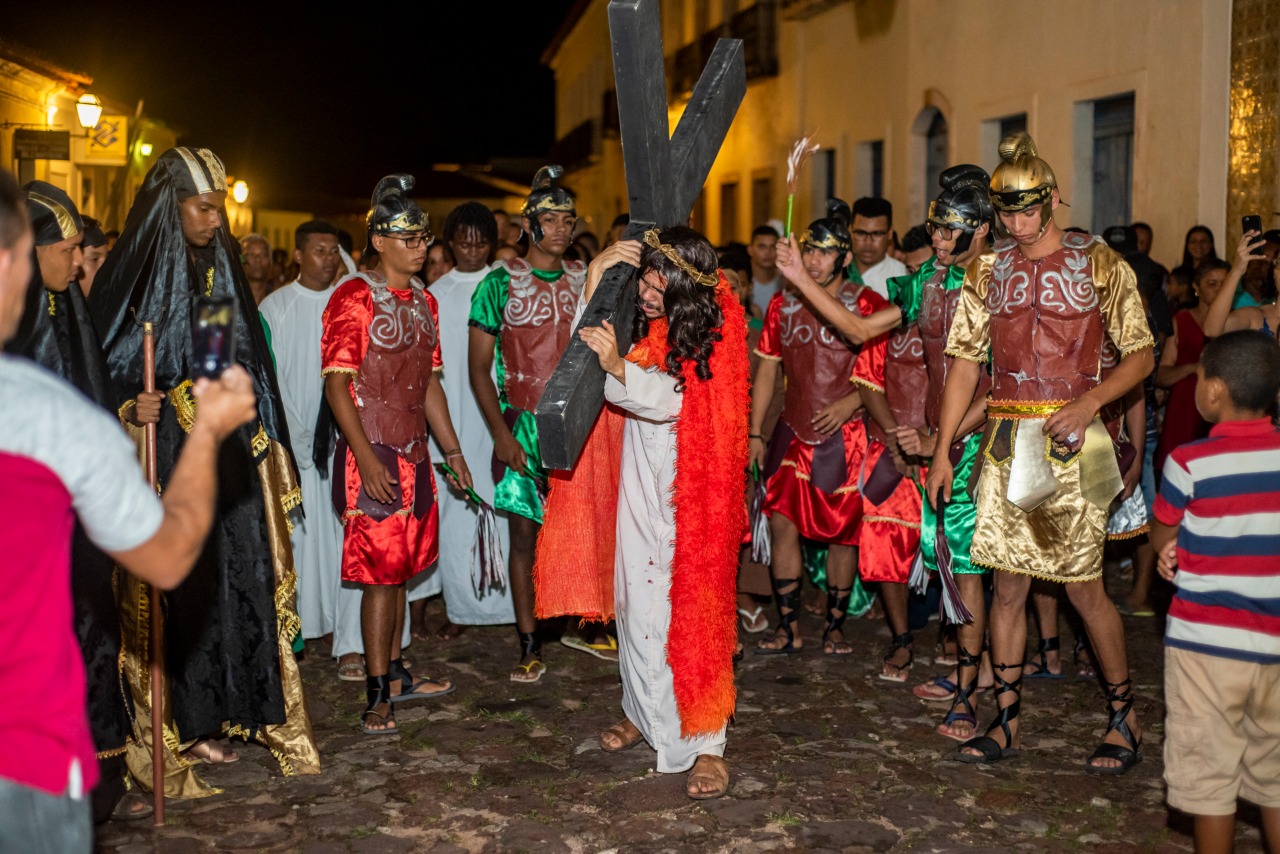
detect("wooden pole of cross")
[534,0,746,470]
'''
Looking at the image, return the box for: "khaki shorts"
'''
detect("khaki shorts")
[1164,646,1280,815]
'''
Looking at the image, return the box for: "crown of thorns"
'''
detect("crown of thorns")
[642,229,718,287]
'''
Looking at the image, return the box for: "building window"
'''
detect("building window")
[980,112,1029,171]
[923,109,948,202]
[1091,93,1135,233]
[854,140,883,201]
[811,148,836,220]
[751,175,772,231]
[720,181,739,243]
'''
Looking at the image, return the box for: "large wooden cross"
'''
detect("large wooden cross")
[535,0,746,470]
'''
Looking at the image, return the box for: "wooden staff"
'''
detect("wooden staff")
[140,318,165,825]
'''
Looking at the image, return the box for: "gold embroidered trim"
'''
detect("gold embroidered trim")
[117,399,136,425]
[983,420,1014,468]
[281,486,302,535]
[251,424,269,457]
[1106,524,1149,541]
[943,348,989,363]
[1119,339,1156,358]
[46,291,56,316]
[170,380,197,433]
[863,515,921,529]
[988,399,1069,419]
[851,378,883,393]
[204,267,215,297]
[321,366,358,377]
[969,555,1101,584]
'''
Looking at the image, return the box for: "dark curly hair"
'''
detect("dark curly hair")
[632,226,723,391]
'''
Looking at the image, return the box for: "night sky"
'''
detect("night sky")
[7,2,576,210]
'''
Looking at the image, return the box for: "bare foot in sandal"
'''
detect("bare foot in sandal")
[599,718,643,752]
[686,754,730,799]
[185,738,239,764]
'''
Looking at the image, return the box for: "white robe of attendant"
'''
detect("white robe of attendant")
[605,361,727,772]
[260,281,366,658]
[407,265,514,624]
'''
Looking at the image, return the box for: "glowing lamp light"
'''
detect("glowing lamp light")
[139,143,154,156]
[75,94,103,130]
[231,180,249,204]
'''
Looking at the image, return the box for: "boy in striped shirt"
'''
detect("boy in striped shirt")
[1151,329,1280,854]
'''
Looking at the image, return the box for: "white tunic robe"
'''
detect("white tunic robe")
[605,361,727,772]
[407,265,514,624]
[259,281,364,657]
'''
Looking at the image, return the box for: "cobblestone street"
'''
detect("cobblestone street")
[98,570,1271,853]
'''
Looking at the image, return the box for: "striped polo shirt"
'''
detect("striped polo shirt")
[1153,416,1280,664]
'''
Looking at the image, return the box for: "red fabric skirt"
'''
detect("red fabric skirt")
[338,447,439,585]
[764,419,866,547]
[858,439,922,583]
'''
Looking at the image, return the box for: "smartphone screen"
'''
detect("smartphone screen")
[1243,214,1262,235]
[192,296,237,379]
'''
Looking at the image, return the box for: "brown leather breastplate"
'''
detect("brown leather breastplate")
[352,276,438,463]
[779,281,864,445]
[920,268,991,429]
[885,323,927,431]
[985,235,1105,401]
[499,259,585,412]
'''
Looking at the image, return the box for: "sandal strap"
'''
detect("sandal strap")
[771,577,801,642]
[952,646,983,718]
[823,585,853,638]
[1101,676,1139,751]
[388,657,412,689]
[984,662,1023,746]
[1037,636,1061,654]
[518,630,542,660]
[365,673,391,710]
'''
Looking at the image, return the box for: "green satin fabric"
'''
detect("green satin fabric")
[801,540,874,617]
[921,431,984,575]
[492,408,546,523]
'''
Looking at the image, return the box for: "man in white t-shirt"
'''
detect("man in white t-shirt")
[748,225,780,315]
[848,197,907,299]
[0,168,258,852]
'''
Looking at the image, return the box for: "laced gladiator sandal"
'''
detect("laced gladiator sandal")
[821,585,854,655]
[1023,636,1065,679]
[387,657,455,703]
[361,674,397,736]
[938,647,981,742]
[1074,636,1098,681]
[956,662,1022,763]
[878,632,915,682]
[511,631,546,682]
[755,577,803,655]
[1085,677,1142,775]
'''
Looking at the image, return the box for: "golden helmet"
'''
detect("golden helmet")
[989,132,1057,213]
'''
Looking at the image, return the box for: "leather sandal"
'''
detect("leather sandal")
[937,648,982,743]
[387,657,455,702]
[686,754,730,800]
[821,585,854,655]
[599,718,644,752]
[361,674,397,736]
[1023,636,1065,679]
[756,577,803,655]
[878,632,914,682]
[956,662,1022,763]
[1085,677,1142,775]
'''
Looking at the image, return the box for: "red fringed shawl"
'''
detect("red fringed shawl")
[535,274,749,737]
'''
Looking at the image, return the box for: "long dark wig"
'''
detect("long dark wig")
[632,225,723,391]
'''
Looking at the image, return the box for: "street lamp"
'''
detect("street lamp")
[75,94,103,130]
[139,143,153,156]
[232,180,249,204]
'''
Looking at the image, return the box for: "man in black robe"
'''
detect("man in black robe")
[91,147,318,795]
